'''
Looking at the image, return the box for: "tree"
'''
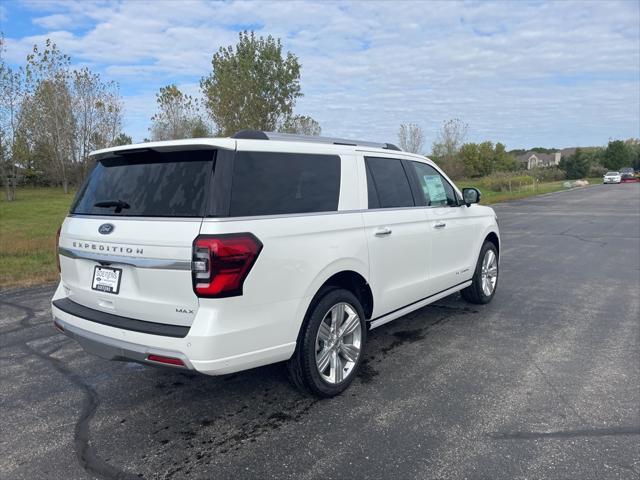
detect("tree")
[603,140,633,171]
[431,118,468,161]
[279,115,321,136]
[559,147,590,179]
[72,67,123,181]
[398,123,425,153]
[112,132,132,146]
[19,40,127,191]
[459,143,480,177]
[459,141,492,177]
[149,84,211,141]
[431,118,468,178]
[459,141,517,177]
[477,141,495,177]
[583,146,605,167]
[201,31,302,136]
[625,138,640,170]
[0,35,24,200]
[493,142,516,172]
[22,40,75,193]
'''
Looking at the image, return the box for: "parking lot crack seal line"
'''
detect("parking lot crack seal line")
[0,299,49,334]
[553,229,608,247]
[7,298,139,480]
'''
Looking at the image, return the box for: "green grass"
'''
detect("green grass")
[0,187,74,289]
[459,177,600,204]
[0,179,600,289]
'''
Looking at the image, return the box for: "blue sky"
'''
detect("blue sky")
[1,0,639,150]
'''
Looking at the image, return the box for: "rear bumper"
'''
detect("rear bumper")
[53,297,190,338]
[50,283,298,375]
[53,315,194,369]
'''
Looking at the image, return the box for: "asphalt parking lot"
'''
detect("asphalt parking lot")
[1,183,639,480]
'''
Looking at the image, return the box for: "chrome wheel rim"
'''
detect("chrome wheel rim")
[315,302,362,384]
[481,249,498,296]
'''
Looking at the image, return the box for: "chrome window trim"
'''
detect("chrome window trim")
[203,210,348,222]
[200,206,447,223]
[58,247,191,270]
[69,205,456,225]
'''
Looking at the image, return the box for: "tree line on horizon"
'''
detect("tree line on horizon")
[397,121,640,181]
[2,31,639,201]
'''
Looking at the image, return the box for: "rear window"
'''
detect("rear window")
[229,151,340,217]
[71,150,214,217]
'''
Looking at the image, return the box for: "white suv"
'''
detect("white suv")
[52,130,500,397]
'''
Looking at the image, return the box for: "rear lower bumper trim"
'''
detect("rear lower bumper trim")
[53,316,192,369]
[52,297,190,338]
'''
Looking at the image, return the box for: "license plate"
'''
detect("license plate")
[92,266,122,294]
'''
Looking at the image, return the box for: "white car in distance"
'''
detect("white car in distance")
[51,130,501,397]
[603,171,622,184]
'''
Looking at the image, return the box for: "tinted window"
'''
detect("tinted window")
[71,150,214,217]
[365,162,380,209]
[365,157,414,208]
[410,161,458,207]
[229,152,340,216]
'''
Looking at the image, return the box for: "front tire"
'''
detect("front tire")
[287,288,366,397]
[461,241,499,304]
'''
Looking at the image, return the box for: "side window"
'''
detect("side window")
[365,162,380,209]
[410,162,458,207]
[229,152,340,216]
[365,157,415,208]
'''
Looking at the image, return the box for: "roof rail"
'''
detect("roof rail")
[232,130,402,151]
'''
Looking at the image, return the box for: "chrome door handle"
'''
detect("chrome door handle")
[375,227,392,237]
[434,222,446,229]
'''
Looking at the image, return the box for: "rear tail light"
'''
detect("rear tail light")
[55,225,62,273]
[191,233,262,298]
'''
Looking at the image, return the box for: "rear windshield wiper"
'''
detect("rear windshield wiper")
[94,200,130,213]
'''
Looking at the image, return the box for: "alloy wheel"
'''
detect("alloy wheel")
[481,249,498,296]
[314,302,362,384]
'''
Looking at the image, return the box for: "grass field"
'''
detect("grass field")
[0,188,74,288]
[0,180,599,289]
[458,177,601,203]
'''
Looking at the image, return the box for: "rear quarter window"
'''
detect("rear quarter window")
[229,151,341,217]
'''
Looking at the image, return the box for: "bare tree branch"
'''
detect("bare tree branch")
[398,123,425,153]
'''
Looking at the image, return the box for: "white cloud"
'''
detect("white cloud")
[32,13,75,30]
[4,0,639,147]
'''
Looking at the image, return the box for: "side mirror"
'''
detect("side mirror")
[462,188,481,207]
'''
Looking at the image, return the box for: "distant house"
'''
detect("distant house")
[517,148,576,169]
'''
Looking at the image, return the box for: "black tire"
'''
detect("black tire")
[461,241,499,305]
[286,288,367,397]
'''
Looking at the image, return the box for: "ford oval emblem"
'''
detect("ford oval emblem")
[98,223,115,235]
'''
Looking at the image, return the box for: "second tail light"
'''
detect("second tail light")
[192,233,263,298]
